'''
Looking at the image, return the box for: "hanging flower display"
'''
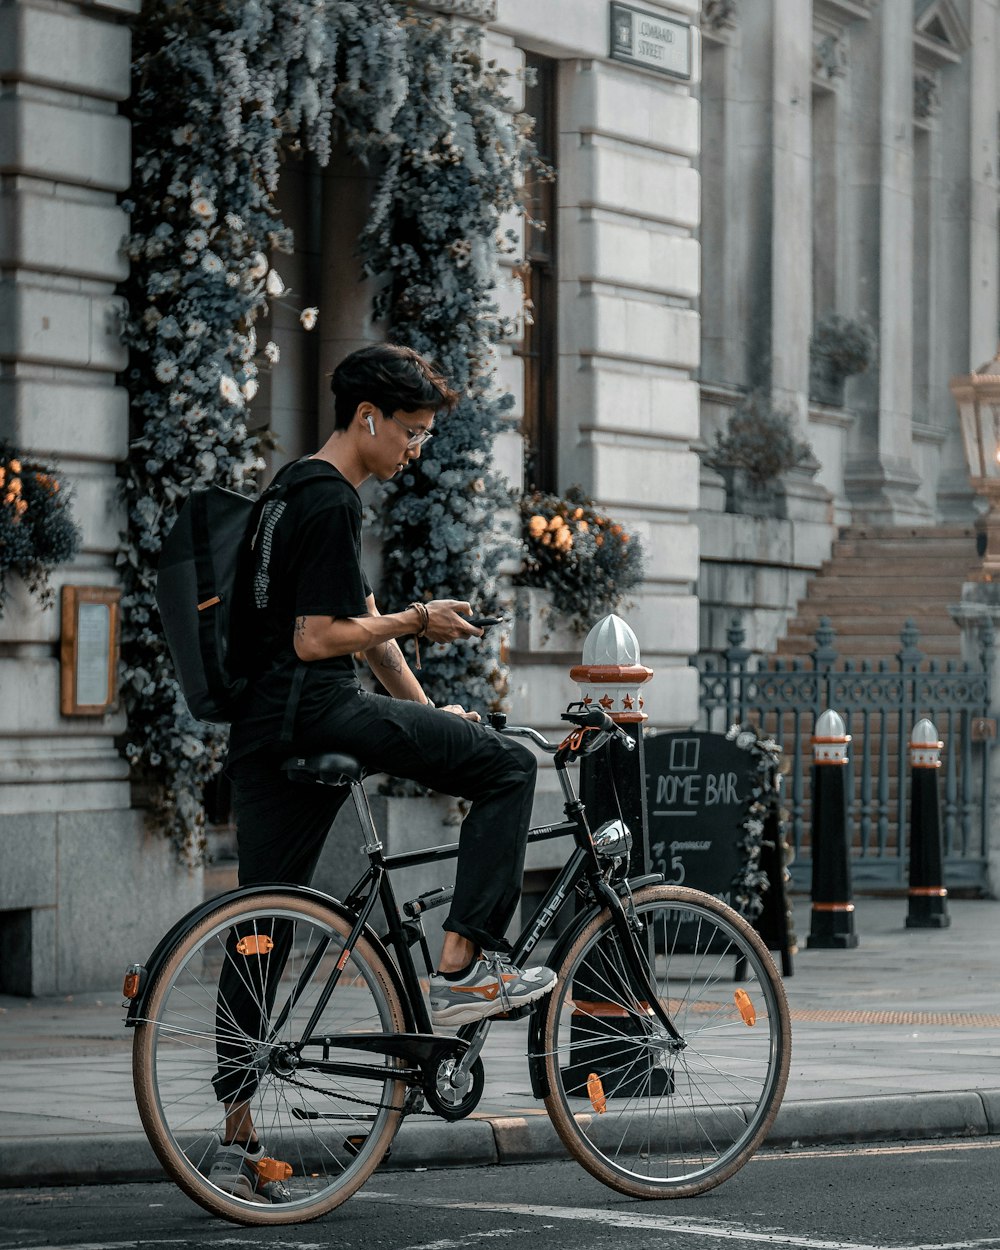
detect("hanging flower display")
[119,3,537,862]
[515,486,645,636]
[0,440,81,616]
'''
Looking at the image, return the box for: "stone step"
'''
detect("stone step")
[784,614,957,635]
[776,635,961,656]
[816,557,976,577]
[802,578,963,599]
[838,524,975,542]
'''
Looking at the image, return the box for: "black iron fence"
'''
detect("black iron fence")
[695,617,993,892]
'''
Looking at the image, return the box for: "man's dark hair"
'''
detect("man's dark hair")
[330,344,459,431]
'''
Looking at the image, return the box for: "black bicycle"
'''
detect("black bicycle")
[124,704,790,1227]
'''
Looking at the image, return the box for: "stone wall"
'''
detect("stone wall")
[0,0,202,993]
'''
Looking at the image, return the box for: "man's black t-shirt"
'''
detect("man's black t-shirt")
[227,458,371,766]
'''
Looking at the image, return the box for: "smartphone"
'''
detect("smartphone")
[466,615,506,629]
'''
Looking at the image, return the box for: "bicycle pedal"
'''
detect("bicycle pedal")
[492,1003,536,1021]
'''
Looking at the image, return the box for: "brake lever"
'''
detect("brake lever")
[615,728,636,752]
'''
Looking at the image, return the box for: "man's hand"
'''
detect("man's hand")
[439,703,481,721]
[423,600,483,643]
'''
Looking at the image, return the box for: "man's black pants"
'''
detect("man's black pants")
[213,688,537,1104]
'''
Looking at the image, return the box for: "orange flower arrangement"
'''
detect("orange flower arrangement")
[0,440,81,614]
[516,486,644,635]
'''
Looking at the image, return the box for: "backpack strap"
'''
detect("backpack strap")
[191,490,231,700]
[248,459,349,747]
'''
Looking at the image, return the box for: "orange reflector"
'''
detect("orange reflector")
[586,1072,607,1115]
[236,934,274,956]
[254,1156,292,1183]
[122,971,141,999]
[735,989,756,1027]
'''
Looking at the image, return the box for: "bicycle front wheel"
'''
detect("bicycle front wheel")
[540,884,790,1199]
[133,892,406,1226]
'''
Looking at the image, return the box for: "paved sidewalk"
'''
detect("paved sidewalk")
[0,896,997,1187]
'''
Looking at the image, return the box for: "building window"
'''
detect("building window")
[518,52,558,493]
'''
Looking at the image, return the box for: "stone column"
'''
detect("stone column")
[843,1,926,521]
[768,0,812,424]
[0,0,201,993]
[552,11,700,731]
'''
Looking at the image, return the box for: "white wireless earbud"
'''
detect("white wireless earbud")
[366,413,376,437]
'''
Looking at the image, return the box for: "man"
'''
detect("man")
[211,343,555,1201]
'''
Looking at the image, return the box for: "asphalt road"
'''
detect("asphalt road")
[1,1138,997,1250]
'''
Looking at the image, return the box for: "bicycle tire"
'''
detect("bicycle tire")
[539,884,790,1199]
[133,891,406,1226]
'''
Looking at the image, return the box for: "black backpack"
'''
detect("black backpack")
[155,462,334,724]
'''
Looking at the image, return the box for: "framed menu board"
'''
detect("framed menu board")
[60,586,121,715]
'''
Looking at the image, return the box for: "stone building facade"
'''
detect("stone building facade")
[1,0,997,990]
[697,0,1000,655]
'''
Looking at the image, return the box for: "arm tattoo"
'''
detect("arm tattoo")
[294,616,306,638]
[374,640,404,675]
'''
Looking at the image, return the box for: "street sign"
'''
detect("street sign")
[609,3,692,80]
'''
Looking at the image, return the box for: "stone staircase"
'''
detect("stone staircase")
[776,524,977,662]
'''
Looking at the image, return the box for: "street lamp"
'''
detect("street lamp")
[950,346,1000,581]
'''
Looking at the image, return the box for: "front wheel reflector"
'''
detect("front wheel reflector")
[734,988,756,1026]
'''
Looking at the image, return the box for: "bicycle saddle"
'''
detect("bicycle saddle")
[281,752,364,786]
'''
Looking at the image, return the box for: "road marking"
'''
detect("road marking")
[362,1194,1000,1250]
[759,1139,1000,1162]
[0,1241,327,1250]
[398,1231,524,1250]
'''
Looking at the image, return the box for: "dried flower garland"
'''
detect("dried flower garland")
[120,3,535,861]
[362,14,540,711]
[725,722,784,918]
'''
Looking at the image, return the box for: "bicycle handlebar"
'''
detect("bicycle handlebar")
[494,706,635,755]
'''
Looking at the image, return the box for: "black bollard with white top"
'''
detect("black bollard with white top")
[807,709,859,949]
[906,718,951,929]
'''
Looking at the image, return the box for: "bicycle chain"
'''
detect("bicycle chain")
[278,1069,437,1116]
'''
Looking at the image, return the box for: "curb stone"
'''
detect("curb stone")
[2,1093,997,1189]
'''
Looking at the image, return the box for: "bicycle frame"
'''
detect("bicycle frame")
[275,731,680,1095]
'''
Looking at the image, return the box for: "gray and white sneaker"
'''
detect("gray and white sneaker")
[207,1138,292,1204]
[429,953,557,1027]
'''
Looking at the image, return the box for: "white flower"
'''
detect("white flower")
[180,250,197,266]
[242,378,259,401]
[219,375,243,406]
[200,252,223,274]
[264,341,280,364]
[191,196,217,224]
[142,307,163,329]
[299,306,319,330]
[155,359,178,383]
[172,124,195,146]
[224,212,244,231]
[168,390,187,408]
[186,320,207,339]
[184,229,209,250]
[248,252,268,279]
[265,269,285,296]
[225,272,240,287]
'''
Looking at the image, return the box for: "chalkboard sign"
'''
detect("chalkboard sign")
[644,731,758,910]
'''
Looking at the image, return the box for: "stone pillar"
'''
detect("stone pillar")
[843,1,926,521]
[0,0,201,992]
[769,0,812,424]
[553,20,700,729]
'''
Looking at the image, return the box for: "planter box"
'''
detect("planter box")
[512,586,586,654]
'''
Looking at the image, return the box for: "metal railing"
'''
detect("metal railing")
[695,617,993,891]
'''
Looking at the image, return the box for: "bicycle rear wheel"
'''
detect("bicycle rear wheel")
[133,892,406,1226]
[540,884,790,1199]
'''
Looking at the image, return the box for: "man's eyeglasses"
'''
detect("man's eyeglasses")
[383,412,434,449]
